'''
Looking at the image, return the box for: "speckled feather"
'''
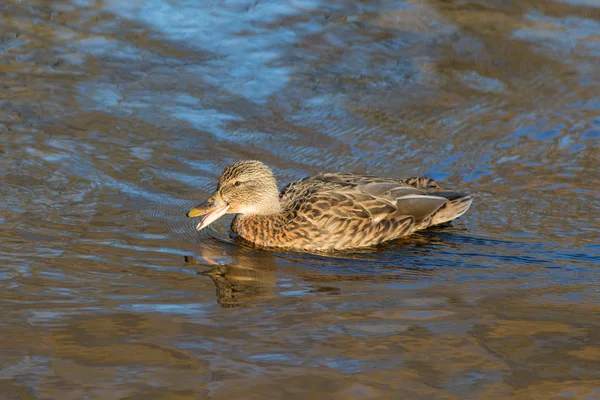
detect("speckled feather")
[223,165,473,251]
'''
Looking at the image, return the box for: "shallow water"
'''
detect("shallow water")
[1,0,599,398]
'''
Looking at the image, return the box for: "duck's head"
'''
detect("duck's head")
[187,160,281,231]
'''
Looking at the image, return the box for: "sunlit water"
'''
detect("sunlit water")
[1,0,599,398]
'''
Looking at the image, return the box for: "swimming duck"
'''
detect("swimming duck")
[187,160,472,251]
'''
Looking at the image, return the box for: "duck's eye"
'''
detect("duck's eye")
[233,181,242,187]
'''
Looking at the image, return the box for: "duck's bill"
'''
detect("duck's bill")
[187,203,231,231]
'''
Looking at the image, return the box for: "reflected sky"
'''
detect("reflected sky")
[104,0,322,102]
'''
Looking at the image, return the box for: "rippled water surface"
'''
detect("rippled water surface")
[1,0,600,398]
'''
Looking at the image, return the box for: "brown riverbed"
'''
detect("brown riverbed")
[1,0,599,398]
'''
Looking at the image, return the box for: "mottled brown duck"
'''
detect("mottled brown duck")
[187,160,473,251]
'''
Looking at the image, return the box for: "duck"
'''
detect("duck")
[187,160,473,251]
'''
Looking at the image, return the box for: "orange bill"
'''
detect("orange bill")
[187,197,231,231]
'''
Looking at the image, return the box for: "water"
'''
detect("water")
[1,0,599,398]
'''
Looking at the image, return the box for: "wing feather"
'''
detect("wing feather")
[277,172,462,249]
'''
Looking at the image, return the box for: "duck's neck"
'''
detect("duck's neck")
[231,212,286,248]
[253,196,282,215]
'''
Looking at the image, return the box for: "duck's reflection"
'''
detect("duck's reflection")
[185,245,276,308]
[184,231,451,308]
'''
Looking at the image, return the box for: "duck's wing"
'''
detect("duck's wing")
[307,172,442,189]
[282,173,448,221]
[279,173,454,249]
[399,176,442,190]
[281,172,441,199]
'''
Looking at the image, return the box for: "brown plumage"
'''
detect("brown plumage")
[187,160,473,251]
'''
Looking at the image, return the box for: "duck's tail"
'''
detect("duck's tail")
[401,177,472,226]
[429,192,473,226]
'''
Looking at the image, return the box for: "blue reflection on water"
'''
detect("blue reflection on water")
[105,0,323,102]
